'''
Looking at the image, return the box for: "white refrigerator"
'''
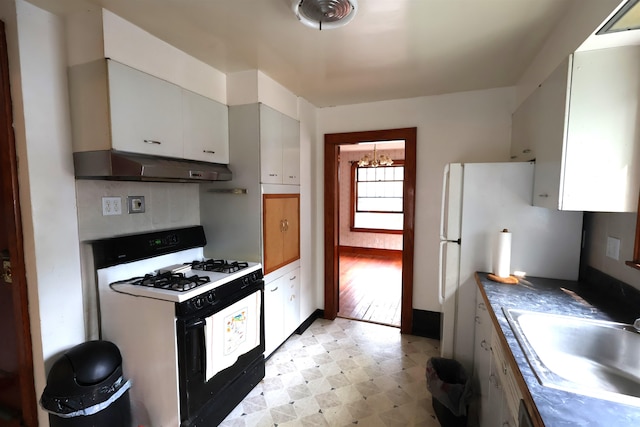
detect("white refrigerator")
[438,162,583,372]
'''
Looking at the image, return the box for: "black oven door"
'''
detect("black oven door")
[176,281,265,427]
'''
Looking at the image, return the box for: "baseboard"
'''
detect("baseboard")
[295,309,324,334]
[411,309,441,340]
[339,245,402,260]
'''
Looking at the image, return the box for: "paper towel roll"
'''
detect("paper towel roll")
[493,229,512,278]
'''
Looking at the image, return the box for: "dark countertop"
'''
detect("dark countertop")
[476,272,640,427]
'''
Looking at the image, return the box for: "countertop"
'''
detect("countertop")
[476,272,640,427]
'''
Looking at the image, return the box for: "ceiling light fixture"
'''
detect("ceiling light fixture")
[292,0,358,30]
[358,144,393,168]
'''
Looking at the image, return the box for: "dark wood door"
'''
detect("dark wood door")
[0,20,38,427]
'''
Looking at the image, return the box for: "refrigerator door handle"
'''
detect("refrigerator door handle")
[439,164,450,241]
[438,240,446,305]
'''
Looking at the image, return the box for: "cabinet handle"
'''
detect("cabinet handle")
[475,316,481,324]
[202,150,216,154]
[289,275,297,280]
[269,173,278,177]
[480,339,489,351]
[289,175,296,179]
[284,219,289,231]
[478,302,485,310]
[510,155,517,160]
[522,148,531,154]
[280,220,285,232]
[489,374,501,389]
[270,286,279,292]
[143,139,162,145]
[538,193,549,198]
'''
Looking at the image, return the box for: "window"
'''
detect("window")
[351,161,404,233]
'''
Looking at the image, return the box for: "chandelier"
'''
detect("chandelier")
[357,145,393,168]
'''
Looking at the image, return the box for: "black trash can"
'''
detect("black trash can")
[40,340,131,427]
[426,357,472,427]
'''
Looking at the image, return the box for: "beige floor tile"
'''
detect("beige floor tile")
[220,318,441,426]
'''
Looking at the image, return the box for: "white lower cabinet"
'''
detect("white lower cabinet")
[264,266,300,357]
[474,288,523,427]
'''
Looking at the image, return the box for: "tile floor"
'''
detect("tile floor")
[220,317,442,426]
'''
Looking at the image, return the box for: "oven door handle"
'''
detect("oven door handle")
[186,318,206,330]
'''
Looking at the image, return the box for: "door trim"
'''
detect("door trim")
[324,127,417,334]
[0,20,38,426]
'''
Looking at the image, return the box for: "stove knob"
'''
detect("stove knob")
[193,297,203,309]
[206,293,215,304]
[242,277,250,286]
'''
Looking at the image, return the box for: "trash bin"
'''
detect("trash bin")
[40,340,131,427]
[426,357,472,427]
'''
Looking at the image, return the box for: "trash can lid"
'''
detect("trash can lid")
[65,340,122,385]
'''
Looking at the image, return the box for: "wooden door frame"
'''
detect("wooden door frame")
[324,127,417,334]
[0,20,38,426]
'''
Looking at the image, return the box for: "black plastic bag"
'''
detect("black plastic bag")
[426,357,472,417]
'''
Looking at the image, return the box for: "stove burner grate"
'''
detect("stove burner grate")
[118,271,211,292]
[187,259,249,274]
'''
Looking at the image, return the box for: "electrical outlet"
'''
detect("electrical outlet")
[127,196,145,214]
[606,236,620,260]
[102,197,122,216]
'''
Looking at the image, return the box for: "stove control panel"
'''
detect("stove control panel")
[175,269,264,317]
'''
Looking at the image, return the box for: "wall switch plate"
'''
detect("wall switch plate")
[127,196,145,214]
[102,197,122,216]
[606,236,620,260]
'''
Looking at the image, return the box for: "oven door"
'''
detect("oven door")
[176,282,265,425]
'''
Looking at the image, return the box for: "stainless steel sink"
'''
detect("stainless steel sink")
[504,308,640,406]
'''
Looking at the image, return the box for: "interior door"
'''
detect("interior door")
[0,20,37,427]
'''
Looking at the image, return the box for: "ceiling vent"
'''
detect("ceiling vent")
[292,0,358,30]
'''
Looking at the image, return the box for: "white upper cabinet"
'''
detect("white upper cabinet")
[69,59,229,164]
[108,60,183,158]
[182,89,229,164]
[259,104,300,185]
[511,46,640,212]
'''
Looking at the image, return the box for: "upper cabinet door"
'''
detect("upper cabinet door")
[282,114,301,185]
[107,60,182,158]
[182,89,230,164]
[260,104,284,184]
[562,47,640,212]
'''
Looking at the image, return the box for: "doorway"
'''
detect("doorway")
[336,141,405,327]
[324,128,416,334]
[0,20,38,427]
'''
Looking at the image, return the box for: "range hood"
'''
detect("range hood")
[73,150,232,183]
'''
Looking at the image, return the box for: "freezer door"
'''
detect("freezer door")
[438,240,460,359]
[440,164,463,241]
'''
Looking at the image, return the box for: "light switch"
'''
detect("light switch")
[606,236,620,260]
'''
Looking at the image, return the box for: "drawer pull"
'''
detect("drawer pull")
[143,139,162,145]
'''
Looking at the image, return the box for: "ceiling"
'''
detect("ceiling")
[30,0,619,107]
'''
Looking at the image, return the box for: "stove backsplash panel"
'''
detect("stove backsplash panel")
[76,180,201,339]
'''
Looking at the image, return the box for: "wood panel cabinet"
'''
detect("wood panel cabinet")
[263,194,300,275]
[69,59,229,163]
[511,46,640,212]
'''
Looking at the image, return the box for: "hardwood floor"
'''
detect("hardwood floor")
[337,253,402,327]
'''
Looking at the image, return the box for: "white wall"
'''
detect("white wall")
[515,0,620,106]
[318,87,515,312]
[583,213,640,290]
[1,1,85,425]
[298,97,318,321]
